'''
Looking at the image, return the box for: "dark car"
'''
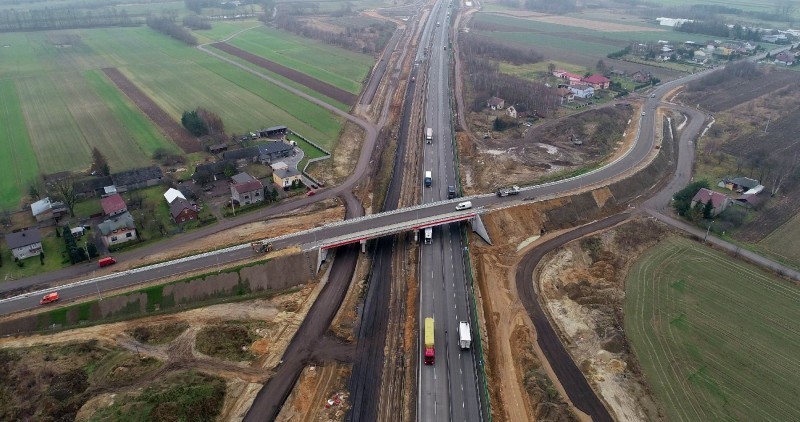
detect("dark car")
[448,185,456,199]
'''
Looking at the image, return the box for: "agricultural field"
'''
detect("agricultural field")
[223,26,373,95]
[0,79,39,209]
[624,236,800,421]
[760,213,800,266]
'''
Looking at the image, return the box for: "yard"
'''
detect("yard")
[624,236,800,421]
[0,231,72,281]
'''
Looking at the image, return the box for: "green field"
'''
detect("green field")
[0,79,39,208]
[625,236,800,421]
[760,213,800,267]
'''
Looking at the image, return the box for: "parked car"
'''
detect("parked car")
[306,190,316,196]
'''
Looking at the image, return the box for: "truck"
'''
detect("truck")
[496,185,521,197]
[425,127,433,144]
[459,321,472,349]
[40,292,59,305]
[424,317,435,365]
[424,227,433,244]
[98,256,116,268]
[424,171,432,187]
[251,241,273,253]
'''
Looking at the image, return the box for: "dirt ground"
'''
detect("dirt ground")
[459,105,635,193]
[537,217,667,421]
[102,67,201,153]
[275,363,351,421]
[307,121,365,188]
[471,203,585,422]
[0,268,329,421]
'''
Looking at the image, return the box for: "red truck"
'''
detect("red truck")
[98,256,116,268]
[40,292,59,305]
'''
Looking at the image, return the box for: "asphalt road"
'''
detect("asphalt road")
[418,1,484,420]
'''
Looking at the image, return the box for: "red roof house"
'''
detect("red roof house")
[691,188,731,216]
[100,193,127,217]
[582,74,611,89]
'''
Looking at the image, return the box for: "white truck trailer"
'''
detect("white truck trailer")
[459,321,471,349]
[424,227,433,244]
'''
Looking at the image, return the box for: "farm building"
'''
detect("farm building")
[719,177,762,193]
[194,160,234,182]
[258,125,288,138]
[691,188,731,216]
[98,211,138,248]
[5,229,42,260]
[257,142,295,164]
[111,166,164,192]
[169,198,199,224]
[223,146,260,162]
[552,69,583,84]
[230,172,264,205]
[100,193,127,217]
[273,168,302,190]
[30,197,67,223]
[75,176,114,198]
[557,88,574,104]
[208,143,228,154]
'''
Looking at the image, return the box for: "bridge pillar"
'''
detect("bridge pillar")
[471,214,492,245]
[316,248,328,274]
[360,239,367,253]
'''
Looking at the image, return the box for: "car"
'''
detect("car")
[642,111,646,116]
[651,93,656,98]
[306,190,316,196]
[448,185,456,199]
[40,292,59,305]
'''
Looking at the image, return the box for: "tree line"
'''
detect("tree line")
[686,61,761,92]
[676,20,763,41]
[146,15,197,46]
[272,16,395,54]
[181,108,225,138]
[0,8,138,32]
[463,56,558,116]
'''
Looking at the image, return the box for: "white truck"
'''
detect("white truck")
[424,227,433,244]
[496,185,521,197]
[424,171,432,187]
[426,127,433,144]
[459,321,471,349]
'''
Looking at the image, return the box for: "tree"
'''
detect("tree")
[181,111,208,136]
[672,180,710,216]
[703,199,714,219]
[50,173,78,217]
[28,179,42,201]
[547,62,556,74]
[689,200,705,222]
[194,171,212,186]
[595,59,608,74]
[91,147,110,176]
[87,242,99,258]
[270,186,279,202]
[39,251,44,265]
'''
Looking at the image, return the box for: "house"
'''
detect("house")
[553,69,583,84]
[31,197,67,222]
[169,198,199,223]
[713,46,733,57]
[230,172,264,205]
[271,161,289,172]
[774,51,795,66]
[222,146,260,162]
[556,87,574,104]
[258,125,288,138]
[111,166,163,192]
[582,74,611,89]
[5,229,42,260]
[691,188,731,216]
[630,70,651,83]
[98,211,137,248]
[100,193,127,217]
[257,142,294,165]
[273,167,302,190]
[568,84,595,99]
[719,177,761,193]
[693,50,708,63]
[486,97,505,110]
[506,103,528,119]
[163,187,187,204]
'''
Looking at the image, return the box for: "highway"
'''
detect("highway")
[417,0,484,420]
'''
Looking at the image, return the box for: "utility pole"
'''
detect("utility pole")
[704,220,714,243]
[764,117,770,133]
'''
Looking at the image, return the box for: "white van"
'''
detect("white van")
[455,201,472,210]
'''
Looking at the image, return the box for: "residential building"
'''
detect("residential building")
[693,50,708,63]
[100,193,127,217]
[169,198,199,224]
[691,188,731,216]
[568,84,595,99]
[5,229,42,260]
[552,69,583,84]
[486,97,505,110]
[271,161,289,172]
[111,166,163,192]
[774,51,795,66]
[556,87,574,104]
[630,70,652,83]
[582,74,611,89]
[273,167,302,189]
[98,211,137,248]
[506,103,528,119]
[230,172,264,205]
[163,187,186,204]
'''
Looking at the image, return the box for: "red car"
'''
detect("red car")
[40,292,59,305]
[306,190,316,196]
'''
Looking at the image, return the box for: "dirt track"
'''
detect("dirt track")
[516,213,631,422]
[211,42,358,106]
[102,68,201,153]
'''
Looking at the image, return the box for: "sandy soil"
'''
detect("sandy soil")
[307,122,365,188]
[276,363,351,421]
[537,217,667,421]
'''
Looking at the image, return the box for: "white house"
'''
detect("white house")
[6,229,42,260]
[568,85,595,99]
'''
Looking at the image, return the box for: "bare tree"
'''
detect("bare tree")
[768,152,800,196]
[49,173,78,217]
[28,178,43,201]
